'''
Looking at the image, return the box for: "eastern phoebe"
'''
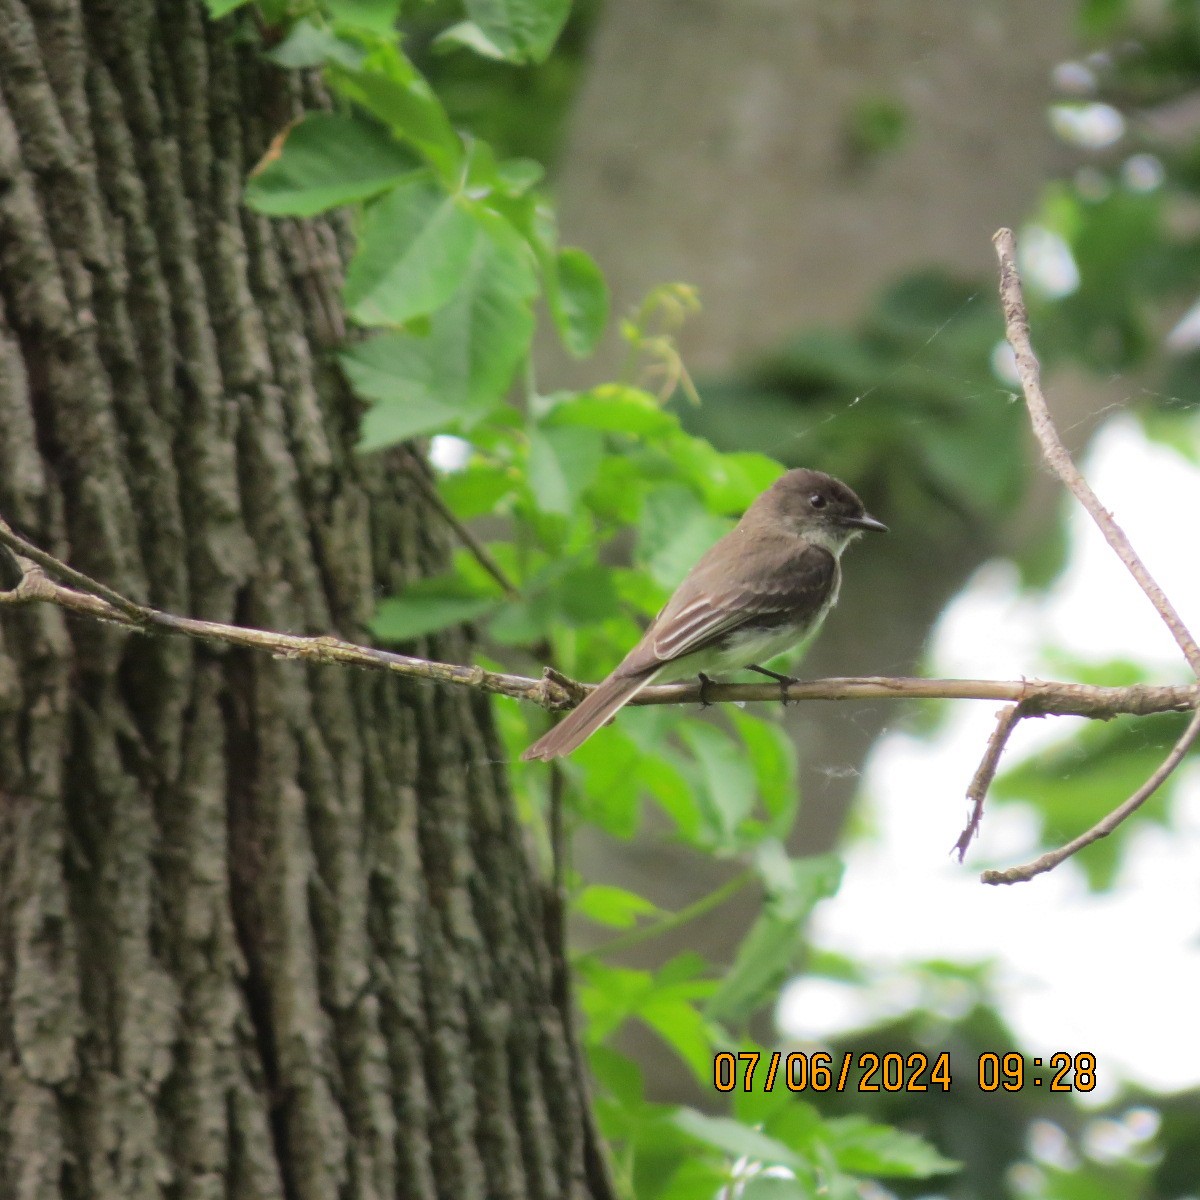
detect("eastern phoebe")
[522,468,886,760]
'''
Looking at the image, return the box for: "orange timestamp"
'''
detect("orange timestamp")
[714,1050,1097,1094]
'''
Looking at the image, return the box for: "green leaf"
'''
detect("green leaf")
[244,114,416,217]
[825,1117,959,1178]
[464,0,572,63]
[370,576,500,640]
[433,20,509,60]
[546,562,621,624]
[344,216,538,451]
[571,729,645,838]
[653,1158,736,1200]
[588,1045,645,1109]
[257,0,293,22]
[575,885,660,929]
[753,845,843,920]
[548,247,609,357]
[916,390,1026,514]
[341,335,463,446]
[345,176,482,325]
[847,95,910,159]
[705,854,842,1026]
[664,437,786,514]
[544,385,677,436]
[328,46,463,182]
[671,1110,803,1170]
[738,1178,813,1200]
[619,742,704,841]
[527,426,604,515]
[325,0,401,34]
[641,999,715,1082]
[587,456,650,525]
[677,722,757,845]
[203,0,251,16]
[729,710,798,835]
[263,20,365,69]
[496,158,545,195]
[578,957,711,1044]
[703,913,804,1029]
[438,463,517,518]
[637,484,731,590]
[1078,0,1130,37]
[486,587,560,647]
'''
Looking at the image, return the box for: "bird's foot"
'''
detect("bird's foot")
[748,664,799,706]
[697,672,715,708]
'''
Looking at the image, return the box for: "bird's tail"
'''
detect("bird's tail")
[521,669,657,760]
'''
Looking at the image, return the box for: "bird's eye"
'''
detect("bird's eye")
[809,493,827,509]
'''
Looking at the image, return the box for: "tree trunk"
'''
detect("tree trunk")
[0,5,597,1198]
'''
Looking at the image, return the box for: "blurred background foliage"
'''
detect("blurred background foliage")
[220,0,1200,1195]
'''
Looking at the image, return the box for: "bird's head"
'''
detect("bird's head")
[754,468,887,552]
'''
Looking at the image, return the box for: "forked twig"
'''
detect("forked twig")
[982,706,1200,885]
[0,515,148,623]
[0,514,1197,724]
[400,449,520,599]
[1,517,1195,726]
[981,228,1200,883]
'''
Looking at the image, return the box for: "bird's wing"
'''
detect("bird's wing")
[619,540,837,674]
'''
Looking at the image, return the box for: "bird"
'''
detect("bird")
[521,468,886,760]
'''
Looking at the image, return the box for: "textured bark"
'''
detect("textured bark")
[0,4,594,1198]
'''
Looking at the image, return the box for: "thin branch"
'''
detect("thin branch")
[981,705,1200,886]
[0,516,149,623]
[400,450,521,599]
[4,476,1199,893]
[978,229,1200,885]
[0,517,1195,720]
[583,869,755,961]
[549,761,567,896]
[954,702,1029,862]
[993,227,1200,677]
[638,675,1196,715]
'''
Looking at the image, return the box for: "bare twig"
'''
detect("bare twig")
[981,705,1200,886]
[0,516,149,623]
[978,228,1200,884]
[3,501,1198,888]
[8,573,1200,724]
[0,517,556,704]
[993,227,1200,677]
[954,702,1029,862]
[401,450,521,599]
[0,516,1193,719]
[680,674,1194,716]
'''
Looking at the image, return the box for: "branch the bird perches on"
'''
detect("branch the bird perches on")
[0,229,1196,885]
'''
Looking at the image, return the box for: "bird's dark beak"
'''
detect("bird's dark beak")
[842,512,888,533]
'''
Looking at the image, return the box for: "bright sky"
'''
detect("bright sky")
[779,415,1200,1100]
